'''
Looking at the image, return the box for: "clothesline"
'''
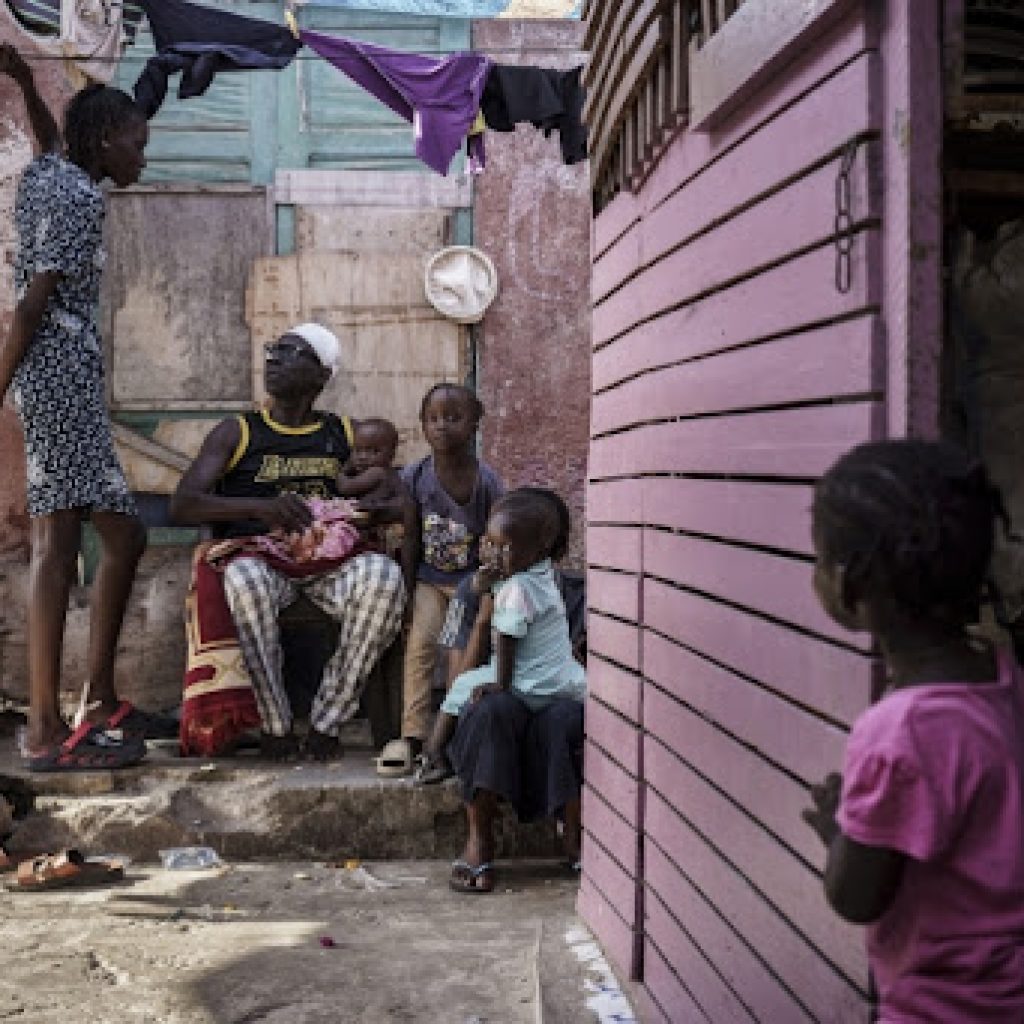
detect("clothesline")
[8,0,588,175]
[14,47,587,59]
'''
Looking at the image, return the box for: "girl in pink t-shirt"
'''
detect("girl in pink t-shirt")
[803,440,1024,1023]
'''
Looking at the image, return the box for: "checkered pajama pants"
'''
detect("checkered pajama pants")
[222,554,405,738]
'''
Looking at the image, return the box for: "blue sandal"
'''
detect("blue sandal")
[449,860,495,894]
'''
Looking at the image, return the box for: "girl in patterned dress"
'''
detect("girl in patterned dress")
[0,46,170,770]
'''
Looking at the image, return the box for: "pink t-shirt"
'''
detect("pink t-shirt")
[838,648,1024,1022]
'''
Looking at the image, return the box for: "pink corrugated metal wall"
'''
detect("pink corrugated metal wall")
[581,2,944,1020]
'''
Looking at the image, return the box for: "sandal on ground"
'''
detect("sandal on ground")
[11,849,125,891]
[259,732,301,762]
[375,738,416,778]
[449,860,496,895]
[104,701,178,741]
[304,730,343,762]
[412,752,453,787]
[26,723,146,774]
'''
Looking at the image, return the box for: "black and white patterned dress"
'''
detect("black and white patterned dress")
[11,153,135,519]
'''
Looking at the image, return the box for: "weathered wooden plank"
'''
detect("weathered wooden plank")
[645,856,807,1022]
[593,241,875,383]
[640,477,815,555]
[645,885,760,1022]
[597,136,877,326]
[596,209,877,350]
[642,940,705,1024]
[587,568,640,622]
[879,2,943,439]
[588,654,641,722]
[583,785,638,876]
[588,614,641,673]
[690,0,852,129]
[584,0,661,132]
[642,5,877,210]
[586,695,641,774]
[642,580,874,727]
[589,401,882,480]
[645,749,869,995]
[583,828,636,924]
[642,666,838,855]
[640,52,877,275]
[102,191,272,408]
[585,739,641,824]
[593,187,643,260]
[592,216,643,305]
[592,316,880,434]
[590,14,668,186]
[588,526,643,572]
[273,169,472,208]
[587,479,644,525]
[577,875,637,981]
[642,529,866,647]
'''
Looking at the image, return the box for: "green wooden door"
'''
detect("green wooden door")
[114,0,472,184]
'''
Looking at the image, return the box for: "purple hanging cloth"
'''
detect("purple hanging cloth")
[299,29,490,177]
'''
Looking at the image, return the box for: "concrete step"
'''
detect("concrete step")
[2,730,562,864]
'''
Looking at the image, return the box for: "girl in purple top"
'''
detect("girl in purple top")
[803,440,1024,1023]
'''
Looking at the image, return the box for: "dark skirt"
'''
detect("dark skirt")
[447,692,584,822]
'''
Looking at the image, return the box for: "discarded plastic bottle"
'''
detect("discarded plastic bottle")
[158,846,222,870]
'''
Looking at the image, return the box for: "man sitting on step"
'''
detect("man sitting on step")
[170,324,406,761]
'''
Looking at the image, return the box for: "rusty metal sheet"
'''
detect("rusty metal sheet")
[101,189,273,410]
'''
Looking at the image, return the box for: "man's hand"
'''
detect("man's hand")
[257,494,313,534]
[470,682,504,704]
[802,772,842,848]
[0,44,32,86]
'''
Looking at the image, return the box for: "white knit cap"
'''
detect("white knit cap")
[286,323,340,377]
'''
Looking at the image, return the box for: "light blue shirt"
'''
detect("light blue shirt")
[489,559,586,707]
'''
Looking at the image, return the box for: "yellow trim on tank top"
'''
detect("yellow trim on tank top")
[225,414,250,472]
[260,408,325,436]
[341,415,354,448]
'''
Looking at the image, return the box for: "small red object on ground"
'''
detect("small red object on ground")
[319,936,337,948]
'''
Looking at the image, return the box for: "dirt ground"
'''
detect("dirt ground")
[0,858,635,1024]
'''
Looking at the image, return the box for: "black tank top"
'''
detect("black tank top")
[216,409,353,536]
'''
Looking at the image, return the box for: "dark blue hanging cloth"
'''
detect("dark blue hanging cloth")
[133,0,300,119]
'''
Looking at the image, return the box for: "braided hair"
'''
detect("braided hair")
[419,382,484,423]
[813,440,1000,626]
[493,489,560,561]
[514,486,571,561]
[64,84,142,171]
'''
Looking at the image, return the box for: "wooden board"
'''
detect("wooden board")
[246,250,467,466]
[643,580,875,727]
[589,400,883,480]
[101,189,273,409]
[645,747,869,995]
[592,317,881,435]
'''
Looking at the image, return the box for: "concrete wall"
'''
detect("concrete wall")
[473,19,590,567]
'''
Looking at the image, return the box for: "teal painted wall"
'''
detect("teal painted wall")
[115,1,472,184]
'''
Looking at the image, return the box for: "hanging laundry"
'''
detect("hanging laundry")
[298,28,490,177]
[133,0,300,119]
[481,63,587,165]
[4,0,145,87]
